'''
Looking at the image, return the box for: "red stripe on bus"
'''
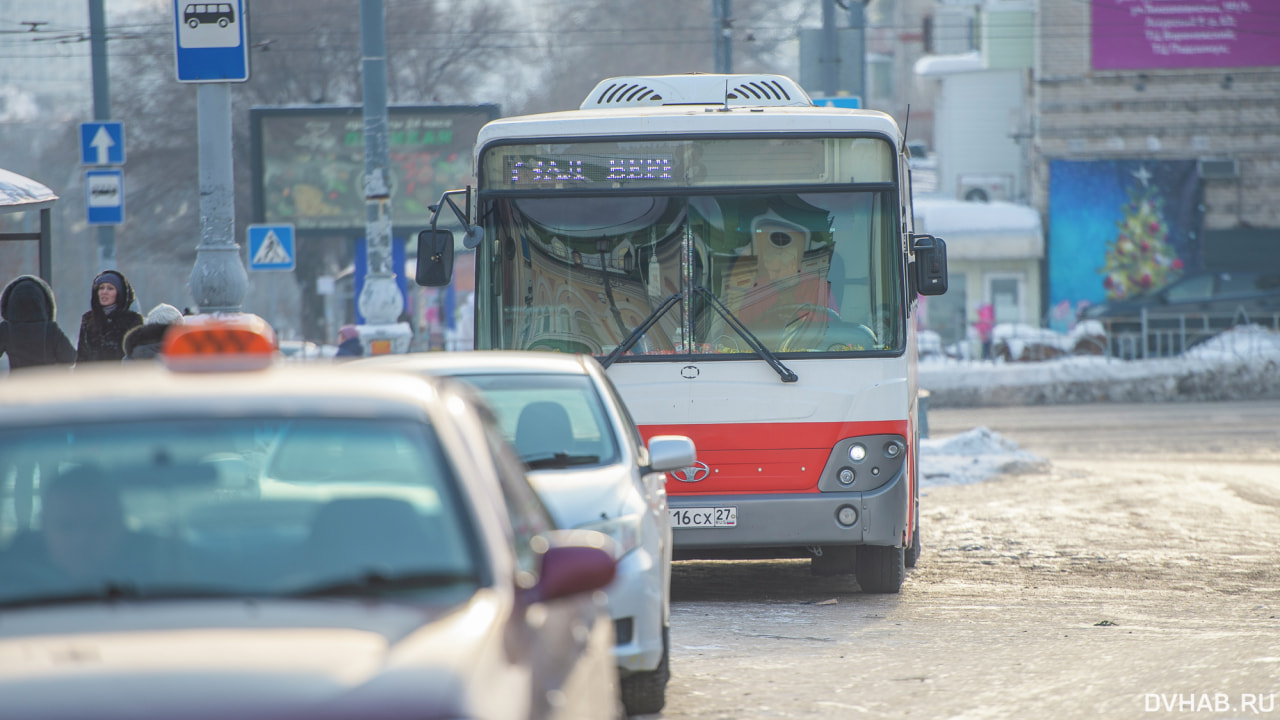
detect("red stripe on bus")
[639,420,909,494]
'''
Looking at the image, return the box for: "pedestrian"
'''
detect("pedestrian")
[0,274,76,371]
[974,302,995,360]
[123,303,185,361]
[334,324,363,358]
[76,270,143,363]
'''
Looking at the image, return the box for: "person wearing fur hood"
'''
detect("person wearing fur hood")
[123,304,185,361]
[76,270,144,363]
[0,275,76,371]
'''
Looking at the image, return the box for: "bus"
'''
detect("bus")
[416,73,948,593]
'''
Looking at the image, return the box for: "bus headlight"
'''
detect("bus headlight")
[849,444,867,462]
[838,468,855,485]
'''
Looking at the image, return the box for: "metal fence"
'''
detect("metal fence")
[1100,308,1280,360]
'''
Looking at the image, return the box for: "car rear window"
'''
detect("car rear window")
[457,373,621,468]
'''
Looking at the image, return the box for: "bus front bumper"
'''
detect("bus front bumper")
[669,467,907,550]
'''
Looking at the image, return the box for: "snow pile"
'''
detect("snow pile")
[921,325,1280,407]
[993,320,1105,360]
[919,427,1048,487]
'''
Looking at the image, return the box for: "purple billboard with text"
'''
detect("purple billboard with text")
[1092,0,1280,71]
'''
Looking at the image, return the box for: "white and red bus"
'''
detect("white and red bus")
[417,73,948,593]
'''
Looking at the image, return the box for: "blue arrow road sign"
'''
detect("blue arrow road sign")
[85,169,124,225]
[248,224,296,272]
[80,122,125,165]
[173,0,249,82]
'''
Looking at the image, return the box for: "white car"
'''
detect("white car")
[353,351,695,716]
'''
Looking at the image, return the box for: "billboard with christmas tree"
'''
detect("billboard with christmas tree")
[1047,159,1203,327]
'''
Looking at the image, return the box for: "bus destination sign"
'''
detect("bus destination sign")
[506,153,676,186]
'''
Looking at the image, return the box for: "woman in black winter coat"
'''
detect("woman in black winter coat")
[0,275,76,371]
[76,270,144,363]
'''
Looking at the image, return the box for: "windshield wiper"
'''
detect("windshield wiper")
[0,582,243,610]
[286,570,479,598]
[599,286,797,383]
[600,291,681,369]
[692,285,798,383]
[525,453,601,470]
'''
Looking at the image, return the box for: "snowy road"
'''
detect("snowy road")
[652,400,1280,720]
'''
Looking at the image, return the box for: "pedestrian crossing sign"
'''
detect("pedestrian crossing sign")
[247,224,295,272]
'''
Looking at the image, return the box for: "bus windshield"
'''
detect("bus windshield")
[476,190,903,357]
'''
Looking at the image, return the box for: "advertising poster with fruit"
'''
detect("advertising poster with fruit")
[1048,159,1203,321]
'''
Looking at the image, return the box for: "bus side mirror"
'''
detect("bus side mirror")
[912,234,948,296]
[416,229,455,287]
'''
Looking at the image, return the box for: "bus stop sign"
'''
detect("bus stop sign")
[172,0,249,82]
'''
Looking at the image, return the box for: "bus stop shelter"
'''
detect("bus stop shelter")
[0,167,57,283]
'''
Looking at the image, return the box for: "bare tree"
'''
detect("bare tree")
[515,0,815,115]
[98,0,526,339]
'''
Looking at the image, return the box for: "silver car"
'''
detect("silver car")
[353,351,696,716]
[0,318,621,720]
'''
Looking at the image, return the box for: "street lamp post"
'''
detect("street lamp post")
[355,0,411,354]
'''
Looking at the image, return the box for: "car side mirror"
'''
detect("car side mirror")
[644,435,697,474]
[415,229,454,287]
[912,234,949,296]
[521,529,617,604]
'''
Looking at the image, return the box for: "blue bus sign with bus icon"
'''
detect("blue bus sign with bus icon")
[183,2,234,28]
[172,0,248,82]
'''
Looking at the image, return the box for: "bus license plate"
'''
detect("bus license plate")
[670,507,737,528]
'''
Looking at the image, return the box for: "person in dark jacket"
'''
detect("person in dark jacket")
[0,274,76,371]
[123,303,185,361]
[76,270,144,363]
[334,324,364,358]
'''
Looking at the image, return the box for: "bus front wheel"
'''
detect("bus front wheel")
[856,545,904,593]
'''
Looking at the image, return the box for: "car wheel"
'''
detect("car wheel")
[856,544,904,594]
[620,625,669,716]
[904,525,921,569]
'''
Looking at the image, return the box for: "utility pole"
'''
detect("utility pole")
[356,0,411,354]
[88,0,114,270]
[848,0,867,102]
[713,0,732,74]
[821,0,839,98]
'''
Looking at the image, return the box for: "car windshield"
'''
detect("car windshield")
[456,373,620,469]
[0,418,480,607]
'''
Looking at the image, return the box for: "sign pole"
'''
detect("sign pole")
[175,0,250,313]
[189,82,248,313]
[89,0,115,270]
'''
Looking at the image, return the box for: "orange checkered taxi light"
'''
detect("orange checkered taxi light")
[161,314,278,371]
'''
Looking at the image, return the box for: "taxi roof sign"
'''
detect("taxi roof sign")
[162,313,278,370]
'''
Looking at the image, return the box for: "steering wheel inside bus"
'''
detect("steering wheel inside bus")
[777,303,839,352]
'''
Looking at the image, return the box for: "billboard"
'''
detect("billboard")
[251,105,499,234]
[1092,0,1280,70]
[1048,159,1203,327]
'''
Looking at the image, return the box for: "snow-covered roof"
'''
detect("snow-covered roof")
[914,51,984,77]
[0,168,57,214]
[913,196,1043,260]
